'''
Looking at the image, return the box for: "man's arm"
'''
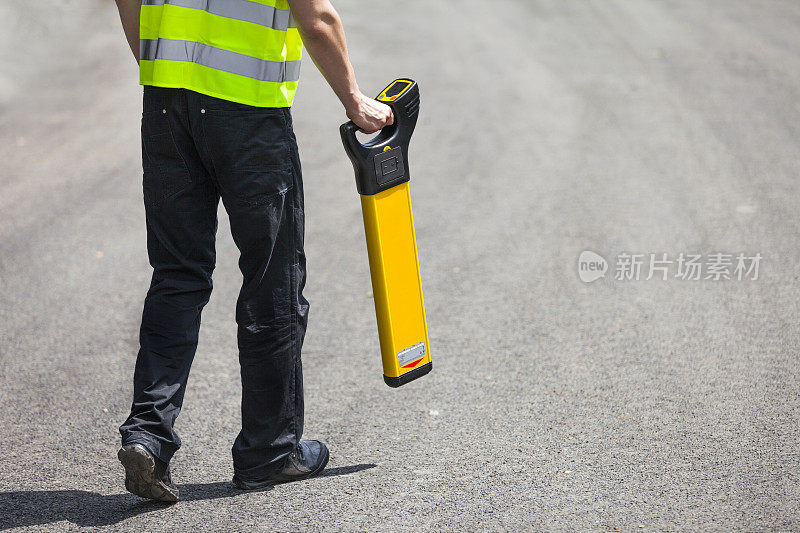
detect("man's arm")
[288,0,393,134]
[114,0,141,63]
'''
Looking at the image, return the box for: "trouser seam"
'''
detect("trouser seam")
[290,182,300,448]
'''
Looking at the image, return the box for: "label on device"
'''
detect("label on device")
[398,342,426,368]
[373,146,405,185]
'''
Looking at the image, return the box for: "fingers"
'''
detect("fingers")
[377,101,393,127]
[372,105,393,131]
[355,113,391,134]
[357,116,382,134]
[359,123,380,134]
[348,97,395,133]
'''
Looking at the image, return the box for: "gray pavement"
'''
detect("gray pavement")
[1,0,799,530]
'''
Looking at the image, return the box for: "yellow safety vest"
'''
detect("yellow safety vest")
[139,0,303,107]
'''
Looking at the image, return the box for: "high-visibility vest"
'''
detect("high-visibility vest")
[139,0,303,107]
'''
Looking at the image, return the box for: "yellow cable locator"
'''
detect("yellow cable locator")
[340,79,432,387]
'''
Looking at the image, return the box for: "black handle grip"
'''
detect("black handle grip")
[340,78,420,195]
[340,121,370,162]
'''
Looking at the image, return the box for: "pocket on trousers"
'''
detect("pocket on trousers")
[203,109,290,173]
[141,111,191,210]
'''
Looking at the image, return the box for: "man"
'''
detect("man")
[113,0,393,502]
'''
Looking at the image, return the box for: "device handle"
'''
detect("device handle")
[339,120,372,162]
[340,78,420,195]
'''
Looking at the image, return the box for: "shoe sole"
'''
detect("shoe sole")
[118,445,179,502]
[234,445,330,490]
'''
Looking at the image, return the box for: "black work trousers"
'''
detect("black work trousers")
[119,86,308,481]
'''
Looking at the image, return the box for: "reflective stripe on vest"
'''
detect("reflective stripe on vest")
[139,0,303,107]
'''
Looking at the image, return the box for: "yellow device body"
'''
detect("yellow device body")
[340,78,430,387]
[361,182,431,385]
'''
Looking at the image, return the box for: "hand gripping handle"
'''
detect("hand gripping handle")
[340,78,420,195]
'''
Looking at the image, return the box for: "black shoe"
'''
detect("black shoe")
[118,444,179,502]
[233,440,329,490]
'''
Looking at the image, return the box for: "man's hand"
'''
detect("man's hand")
[288,0,394,133]
[346,93,394,134]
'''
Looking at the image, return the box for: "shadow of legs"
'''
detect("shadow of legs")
[0,464,377,529]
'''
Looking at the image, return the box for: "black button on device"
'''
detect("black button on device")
[373,147,405,186]
[381,157,398,174]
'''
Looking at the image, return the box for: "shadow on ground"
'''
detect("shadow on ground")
[0,464,376,530]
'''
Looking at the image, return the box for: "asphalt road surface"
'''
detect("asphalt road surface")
[1,0,799,530]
